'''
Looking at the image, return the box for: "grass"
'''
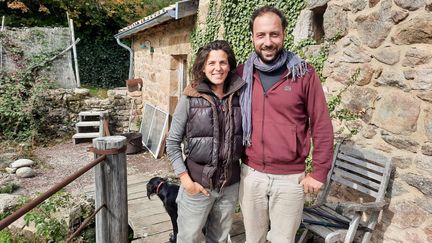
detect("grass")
[80,85,108,99]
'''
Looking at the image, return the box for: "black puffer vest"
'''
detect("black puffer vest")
[184,74,245,190]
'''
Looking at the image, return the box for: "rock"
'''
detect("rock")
[422,143,432,156]
[402,47,432,67]
[5,167,17,174]
[417,91,432,103]
[389,201,428,229]
[388,179,407,197]
[15,167,35,178]
[425,225,432,243]
[369,0,380,7]
[355,63,375,86]
[323,2,348,39]
[306,0,330,9]
[373,46,400,65]
[350,0,367,13]
[340,37,372,63]
[391,155,413,169]
[394,0,426,11]
[361,125,377,139]
[425,109,432,141]
[10,159,35,168]
[382,134,420,153]
[343,87,378,122]
[73,88,90,96]
[408,69,432,90]
[375,70,407,89]
[293,10,319,44]
[392,15,432,45]
[416,154,432,173]
[372,91,420,134]
[391,9,409,24]
[0,194,22,213]
[355,0,394,48]
[402,173,432,196]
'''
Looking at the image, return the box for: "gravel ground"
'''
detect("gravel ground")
[3,141,174,197]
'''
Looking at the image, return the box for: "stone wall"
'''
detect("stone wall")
[1,27,76,88]
[295,0,432,241]
[42,88,132,139]
[132,16,195,113]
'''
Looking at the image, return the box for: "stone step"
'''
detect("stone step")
[76,121,101,127]
[79,110,108,117]
[72,132,100,139]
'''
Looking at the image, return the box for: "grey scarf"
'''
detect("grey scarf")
[240,49,308,145]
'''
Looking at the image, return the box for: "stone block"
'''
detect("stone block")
[402,173,432,196]
[389,201,428,229]
[392,15,432,45]
[372,90,420,134]
[382,134,420,153]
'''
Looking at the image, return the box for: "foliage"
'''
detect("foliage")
[23,190,71,242]
[190,0,304,63]
[0,229,27,243]
[0,182,19,194]
[0,31,60,143]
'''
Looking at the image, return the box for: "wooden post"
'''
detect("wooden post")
[93,136,128,243]
[69,18,80,87]
[1,16,5,70]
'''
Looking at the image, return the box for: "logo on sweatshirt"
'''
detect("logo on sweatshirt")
[283,85,292,91]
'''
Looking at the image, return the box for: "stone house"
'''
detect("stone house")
[114,0,199,117]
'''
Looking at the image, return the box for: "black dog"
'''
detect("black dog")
[147,177,179,243]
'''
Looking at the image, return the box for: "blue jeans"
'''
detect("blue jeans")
[176,182,239,243]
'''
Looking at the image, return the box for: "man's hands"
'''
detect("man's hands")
[300,174,324,193]
[179,172,209,196]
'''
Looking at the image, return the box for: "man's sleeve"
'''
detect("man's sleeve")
[304,66,334,183]
[166,96,189,175]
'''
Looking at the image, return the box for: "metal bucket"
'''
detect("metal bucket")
[121,132,143,154]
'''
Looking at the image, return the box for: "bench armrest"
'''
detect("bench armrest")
[336,201,387,213]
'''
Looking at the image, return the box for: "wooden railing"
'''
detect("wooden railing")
[0,136,128,243]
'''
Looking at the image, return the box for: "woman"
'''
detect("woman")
[166,40,245,243]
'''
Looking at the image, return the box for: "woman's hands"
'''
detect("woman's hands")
[179,172,210,196]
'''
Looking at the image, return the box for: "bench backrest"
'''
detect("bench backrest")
[318,143,392,204]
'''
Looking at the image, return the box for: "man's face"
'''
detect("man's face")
[252,12,285,64]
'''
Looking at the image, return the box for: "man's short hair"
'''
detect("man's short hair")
[249,6,288,33]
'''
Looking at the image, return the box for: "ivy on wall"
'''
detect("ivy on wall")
[191,0,305,64]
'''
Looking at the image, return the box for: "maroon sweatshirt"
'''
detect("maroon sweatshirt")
[237,64,333,183]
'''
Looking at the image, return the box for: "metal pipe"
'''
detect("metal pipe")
[0,155,107,230]
[115,37,134,79]
[65,204,106,243]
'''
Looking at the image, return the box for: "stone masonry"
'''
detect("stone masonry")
[294,0,432,241]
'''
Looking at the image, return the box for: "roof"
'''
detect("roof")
[115,0,198,39]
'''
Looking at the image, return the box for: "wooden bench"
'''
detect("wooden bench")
[298,143,392,243]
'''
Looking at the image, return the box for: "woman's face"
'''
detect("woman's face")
[203,50,230,87]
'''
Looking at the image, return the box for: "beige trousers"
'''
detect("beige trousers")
[239,164,304,243]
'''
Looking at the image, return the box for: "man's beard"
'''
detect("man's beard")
[256,47,283,64]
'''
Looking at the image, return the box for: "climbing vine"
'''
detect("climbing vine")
[190,0,304,63]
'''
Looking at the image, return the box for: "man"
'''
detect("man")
[237,6,334,243]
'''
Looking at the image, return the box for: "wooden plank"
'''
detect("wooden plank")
[338,144,389,167]
[337,154,385,173]
[333,168,381,191]
[335,159,383,182]
[332,174,379,198]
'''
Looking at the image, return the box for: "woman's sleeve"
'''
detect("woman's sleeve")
[166,95,189,175]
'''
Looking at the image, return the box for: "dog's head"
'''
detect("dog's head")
[146,176,167,200]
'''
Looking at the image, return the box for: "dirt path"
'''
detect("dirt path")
[12,141,174,197]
